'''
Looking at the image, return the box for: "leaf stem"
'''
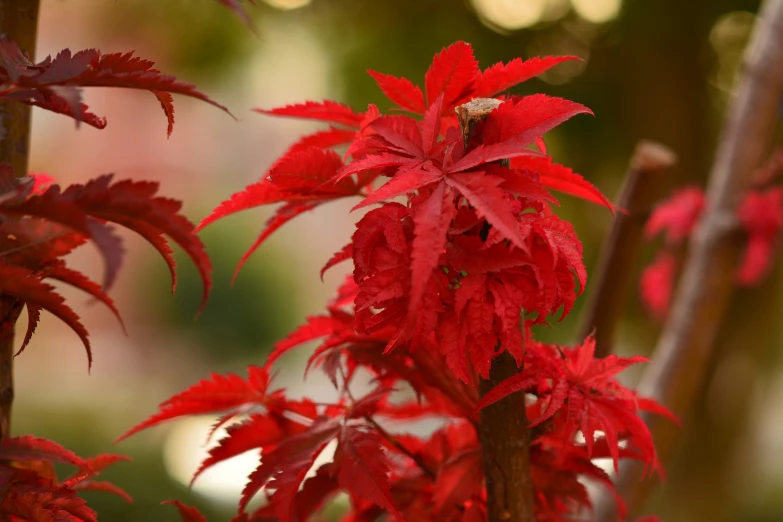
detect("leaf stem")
[0,0,41,440]
[363,414,436,480]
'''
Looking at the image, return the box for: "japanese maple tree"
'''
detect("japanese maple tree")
[3,0,735,519]
[118,42,674,522]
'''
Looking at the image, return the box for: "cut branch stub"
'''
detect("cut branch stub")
[455,98,503,149]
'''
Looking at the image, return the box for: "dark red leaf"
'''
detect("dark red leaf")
[72,481,133,503]
[0,40,230,134]
[0,436,85,467]
[321,243,353,280]
[0,264,92,366]
[408,182,456,319]
[335,426,403,521]
[163,500,208,522]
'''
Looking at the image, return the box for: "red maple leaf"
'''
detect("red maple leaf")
[0,437,131,520]
[645,186,705,245]
[121,41,668,522]
[116,366,271,441]
[0,39,230,135]
[737,187,783,284]
[163,500,208,522]
[640,251,678,321]
[0,173,213,364]
[196,147,366,281]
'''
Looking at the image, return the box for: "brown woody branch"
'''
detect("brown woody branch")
[478,351,535,522]
[579,141,676,357]
[0,0,41,439]
[457,98,535,522]
[595,1,783,518]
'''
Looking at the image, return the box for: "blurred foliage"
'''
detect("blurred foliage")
[93,0,263,83]
[142,224,299,366]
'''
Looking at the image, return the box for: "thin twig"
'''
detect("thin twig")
[579,141,676,357]
[0,0,42,440]
[363,415,437,480]
[595,1,783,518]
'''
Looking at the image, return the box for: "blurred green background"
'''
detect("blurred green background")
[13,0,783,520]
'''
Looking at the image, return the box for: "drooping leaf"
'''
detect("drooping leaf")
[0,264,92,366]
[0,39,230,135]
[18,304,41,356]
[163,500,208,522]
[321,243,353,280]
[1,175,213,309]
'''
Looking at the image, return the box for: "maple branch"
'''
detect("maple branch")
[595,1,783,518]
[457,98,535,522]
[0,0,40,440]
[579,141,676,357]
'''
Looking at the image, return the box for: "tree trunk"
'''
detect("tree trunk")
[0,0,41,439]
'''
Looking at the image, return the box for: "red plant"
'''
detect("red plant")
[119,42,673,522]
[640,148,783,320]
[0,34,221,518]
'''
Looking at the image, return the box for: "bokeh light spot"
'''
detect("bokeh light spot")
[263,0,312,10]
[163,417,260,504]
[570,0,622,24]
[473,0,547,31]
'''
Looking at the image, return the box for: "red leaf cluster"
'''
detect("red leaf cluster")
[0,435,131,521]
[0,33,226,522]
[640,149,783,319]
[0,168,212,367]
[124,42,671,522]
[0,39,230,136]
